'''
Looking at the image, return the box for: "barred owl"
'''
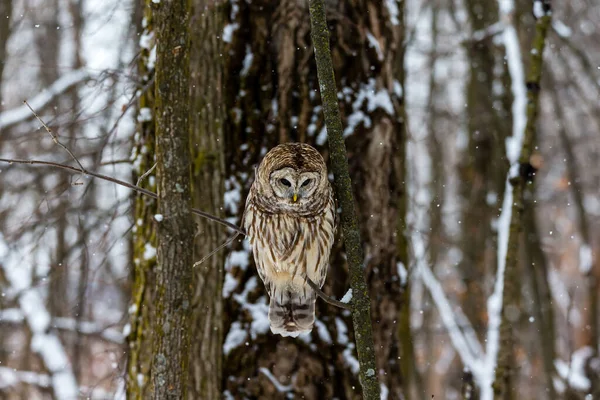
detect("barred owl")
[243,143,336,337]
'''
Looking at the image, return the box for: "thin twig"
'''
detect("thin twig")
[136,162,157,187]
[24,100,86,174]
[0,157,245,235]
[193,232,240,268]
[306,278,351,311]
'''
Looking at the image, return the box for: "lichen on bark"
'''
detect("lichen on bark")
[308,0,380,398]
[150,0,195,398]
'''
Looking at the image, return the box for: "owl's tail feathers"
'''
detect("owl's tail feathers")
[268,285,316,338]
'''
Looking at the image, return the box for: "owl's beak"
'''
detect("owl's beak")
[292,193,298,203]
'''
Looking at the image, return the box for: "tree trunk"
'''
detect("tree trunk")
[222,1,407,398]
[460,0,510,341]
[493,7,552,398]
[127,1,158,397]
[188,0,226,397]
[150,0,195,398]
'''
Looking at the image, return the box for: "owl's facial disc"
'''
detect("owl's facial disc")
[269,168,297,202]
[269,168,320,205]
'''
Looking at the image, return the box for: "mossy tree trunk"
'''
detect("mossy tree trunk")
[150,0,195,398]
[188,0,226,398]
[221,0,409,398]
[127,1,157,398]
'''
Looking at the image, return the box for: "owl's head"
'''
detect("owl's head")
[254,143,330,212]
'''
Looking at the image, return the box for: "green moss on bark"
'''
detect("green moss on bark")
[308,1,380,399]
[150,0,195,398]
[127,2,157,398]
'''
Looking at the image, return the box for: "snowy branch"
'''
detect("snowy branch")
[414,241,484,384]
[0,262,79,398]
[0,69,92,130]
[0,309,125,344]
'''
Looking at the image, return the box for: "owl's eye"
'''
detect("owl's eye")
[280,178,292,187]
[301,179,312,187]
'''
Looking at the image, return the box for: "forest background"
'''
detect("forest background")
[0,0,598,399]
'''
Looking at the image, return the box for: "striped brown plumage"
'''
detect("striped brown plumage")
[242,143,336,337]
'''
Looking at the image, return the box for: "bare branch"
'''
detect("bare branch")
[136,162,156,187]
[193,232,240,269]
[24,100,86,176]
[0,157,245,235]
[306,278,351,311]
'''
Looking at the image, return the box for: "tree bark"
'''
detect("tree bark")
[127,1,158,398]
[150,0,195,398]
[493,4,552,398]
[460,0,510,341]
[188,0,226,397]
[0,0,12,114]
[308,0,379,397]
[222,1,406,399]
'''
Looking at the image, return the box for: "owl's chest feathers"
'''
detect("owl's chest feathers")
[247,206,323,259]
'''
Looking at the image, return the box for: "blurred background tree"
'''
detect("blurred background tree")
[0,0,599,399]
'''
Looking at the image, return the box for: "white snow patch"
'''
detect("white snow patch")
[223,321,248,355]
[554,347,594,391]
[343,347,360,374]
[316,126,328,146]
[259,367,293,392]
[579,244,593,274]
[397,262,407,285]
[552,20,572,38]
[384,0,399,26]
[315,320,332,344]
[335,317,349,345]
[0,367,51,390]
[223,273,239,298]
[143,243,156,260]
[240,46,254,77]
[139,31,154,50]
[340,289,353,304]
[138,107,152,122]
[366,32,384,60]
[147,45,157,70]
[153,214,163,222]
[533,0,546,19]
[223,23,239,44]
[224,177,242,214]
[380,383,389,399]
[342,79,394,138]
[393,79,403,98]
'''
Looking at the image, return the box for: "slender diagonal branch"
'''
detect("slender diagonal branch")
[0,158,244,234]
[0,157,350,311]
[308,0,380,398]
[24,100,86,174]
[306,278,351,311]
